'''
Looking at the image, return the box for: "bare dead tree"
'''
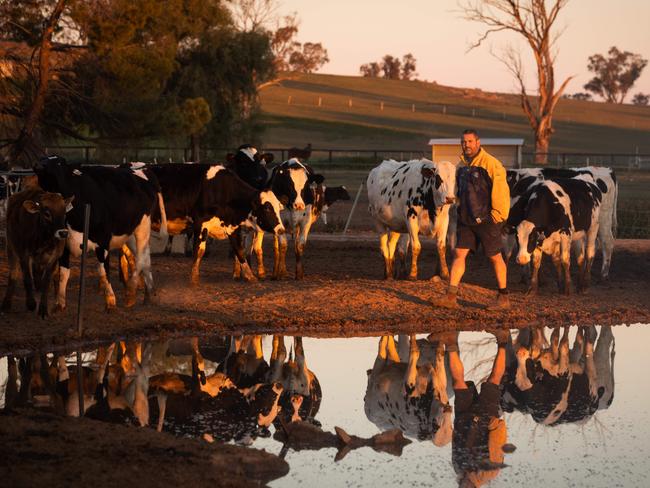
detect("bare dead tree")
[229,0,279,32]
[8,0,68,166]
[460,0,573,163]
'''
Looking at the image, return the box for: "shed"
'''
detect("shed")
[428,138,524,168]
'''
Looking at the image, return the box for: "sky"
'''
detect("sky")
[279,0,650,99]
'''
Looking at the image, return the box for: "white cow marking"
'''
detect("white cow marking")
[206,165,225,180]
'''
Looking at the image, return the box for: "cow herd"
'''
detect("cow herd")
[368,159,618,295]
[0,150,619,319]
[0,146,350,317]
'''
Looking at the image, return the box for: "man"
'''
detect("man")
[434,129,510,310]
[441,329,510,487]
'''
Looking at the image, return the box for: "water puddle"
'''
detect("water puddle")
[1,325,649,487]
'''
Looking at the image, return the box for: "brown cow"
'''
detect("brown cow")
[1,189,73,318]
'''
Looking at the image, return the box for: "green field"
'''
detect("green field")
[259,73,650,155]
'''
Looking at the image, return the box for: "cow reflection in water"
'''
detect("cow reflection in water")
[364,334,453,446]
[502,325,615,425]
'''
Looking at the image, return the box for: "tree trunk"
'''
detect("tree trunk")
[534,134,550,165]
[10,0,67,167]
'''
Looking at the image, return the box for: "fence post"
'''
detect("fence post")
[348,99,352,108]
[380,101,384,111]
[443,105,446,115]
[343,181,364,234]
[287,95,292,105]
[328,150,332,164]
[411,104,415,113]
[318,96,322,107]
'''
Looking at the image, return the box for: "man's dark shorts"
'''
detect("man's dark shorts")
[454,381,501,418]
[457,221,503,257]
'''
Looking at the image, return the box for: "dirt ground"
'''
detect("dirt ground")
[0,408,288,488]
[1,234,649,354]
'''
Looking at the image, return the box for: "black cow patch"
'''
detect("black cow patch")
[407,207,417,218]
[392,179,399,188]
[556,190,564,197]
[398,190,402,198]
[596,178,608,193]
[434,174,443,189]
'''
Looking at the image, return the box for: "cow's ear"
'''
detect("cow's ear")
[64,195,75,212]
[421,167,435,179]
[261,152,274,165]
[309,173,325,185]
[23,200,40,214]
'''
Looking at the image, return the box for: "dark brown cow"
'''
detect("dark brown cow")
[287,143,312,161]
[1,189,72,318]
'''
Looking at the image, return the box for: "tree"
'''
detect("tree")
[401,53,418,80]
[381,55,401,79]
[359,62,382,77]
[288,42,329,73]
[569,92,592,101]
[460,0,574,163]
[180,97,212,161]
[584,47,648,103]
[632,93,649,106]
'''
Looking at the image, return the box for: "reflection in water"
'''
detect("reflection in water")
[0,326,623,486]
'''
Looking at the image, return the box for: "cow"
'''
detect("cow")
[512,177,602,294]
[146,163,285,284]
[364,334,452,446]
[33,156,166,311]
[502,325,611,426]
[233,158,326,280]
[505,166,617,280]
[367,159,457,280]
[1,189,72,318]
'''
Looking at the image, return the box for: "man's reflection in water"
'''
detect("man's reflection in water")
[442,330,510,488]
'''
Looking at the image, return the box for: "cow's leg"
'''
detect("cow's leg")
[598,215,614,281]
[583,224,599,292]
[435,208,451,281]
[191,226,207,285]
[395,235,408,280]
[372,336,390,372]
[378,231,393,279]
[385,335,400,362]
[406,219,421,280]
[163,236,173,256]
[232,231,244,280]
[251,231,266,279]
[573,238,587,293]
[526,248,542,294]
[37,261,57,319]
[387,231,401,279]
[551,248,564,293]
[155,392,167,432]
[560,235,572,295]
[54,247,71,313]
[94,248,117,311]
[550,327,560,362]
[404,335,420,395]
[1,248,20,313]
[269,335,286,382]
[129,217,155,305]
[295,216,314,280]
[18,254,37,312]
[272,233,288,280]
[514,346,533,391]
[229,228,256,282]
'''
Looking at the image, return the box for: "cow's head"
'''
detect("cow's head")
[271,159,324,211]
[250,190,285,235]
[33,155,78,196]
[23,192,74,241]
[420,160,457,210]
[228,145,270,190]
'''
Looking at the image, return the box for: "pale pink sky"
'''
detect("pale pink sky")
[280,0,650,100]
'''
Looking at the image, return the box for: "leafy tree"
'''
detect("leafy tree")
[584,47,648,103]
[359,62,381,78]
[359,54,417,80]
[570,92,592,101]
[288,42,329,73]
[401,53,418,80]
[632,93,649,106]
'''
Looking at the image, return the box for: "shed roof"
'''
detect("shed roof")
[428,138,524,146]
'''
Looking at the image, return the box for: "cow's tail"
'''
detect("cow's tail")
[612,175,619,238]
[157,192,168,238]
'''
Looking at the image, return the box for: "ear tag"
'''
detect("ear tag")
[72,169,82,176]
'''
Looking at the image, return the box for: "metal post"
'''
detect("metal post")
[75,203,90,417]
[342,182,364,234]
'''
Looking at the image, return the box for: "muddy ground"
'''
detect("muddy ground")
[1,234,649,354]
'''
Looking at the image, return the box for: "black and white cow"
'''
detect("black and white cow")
[147,163,284,284]
[367,159,457,280]
[34,156,166,311]
[364,334,452,446]
[505,166,617,280]
[512,177,602,294]
[234,158,325,280]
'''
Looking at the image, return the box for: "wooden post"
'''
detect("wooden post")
[328,150,332,163]
[472,108,476,117]
[318,96,322,107]
[348,99,352,108]
[380,101,384,111]
[411,104,415,113]
[442,105,447,115]
[287,95,292,104]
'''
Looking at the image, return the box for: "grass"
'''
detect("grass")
[259,73,650,155]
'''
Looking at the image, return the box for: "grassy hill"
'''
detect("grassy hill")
[259,73,650,156]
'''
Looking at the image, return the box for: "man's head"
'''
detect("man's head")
[461,129,481,159]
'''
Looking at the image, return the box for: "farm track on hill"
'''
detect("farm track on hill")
[1,236,648,353]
